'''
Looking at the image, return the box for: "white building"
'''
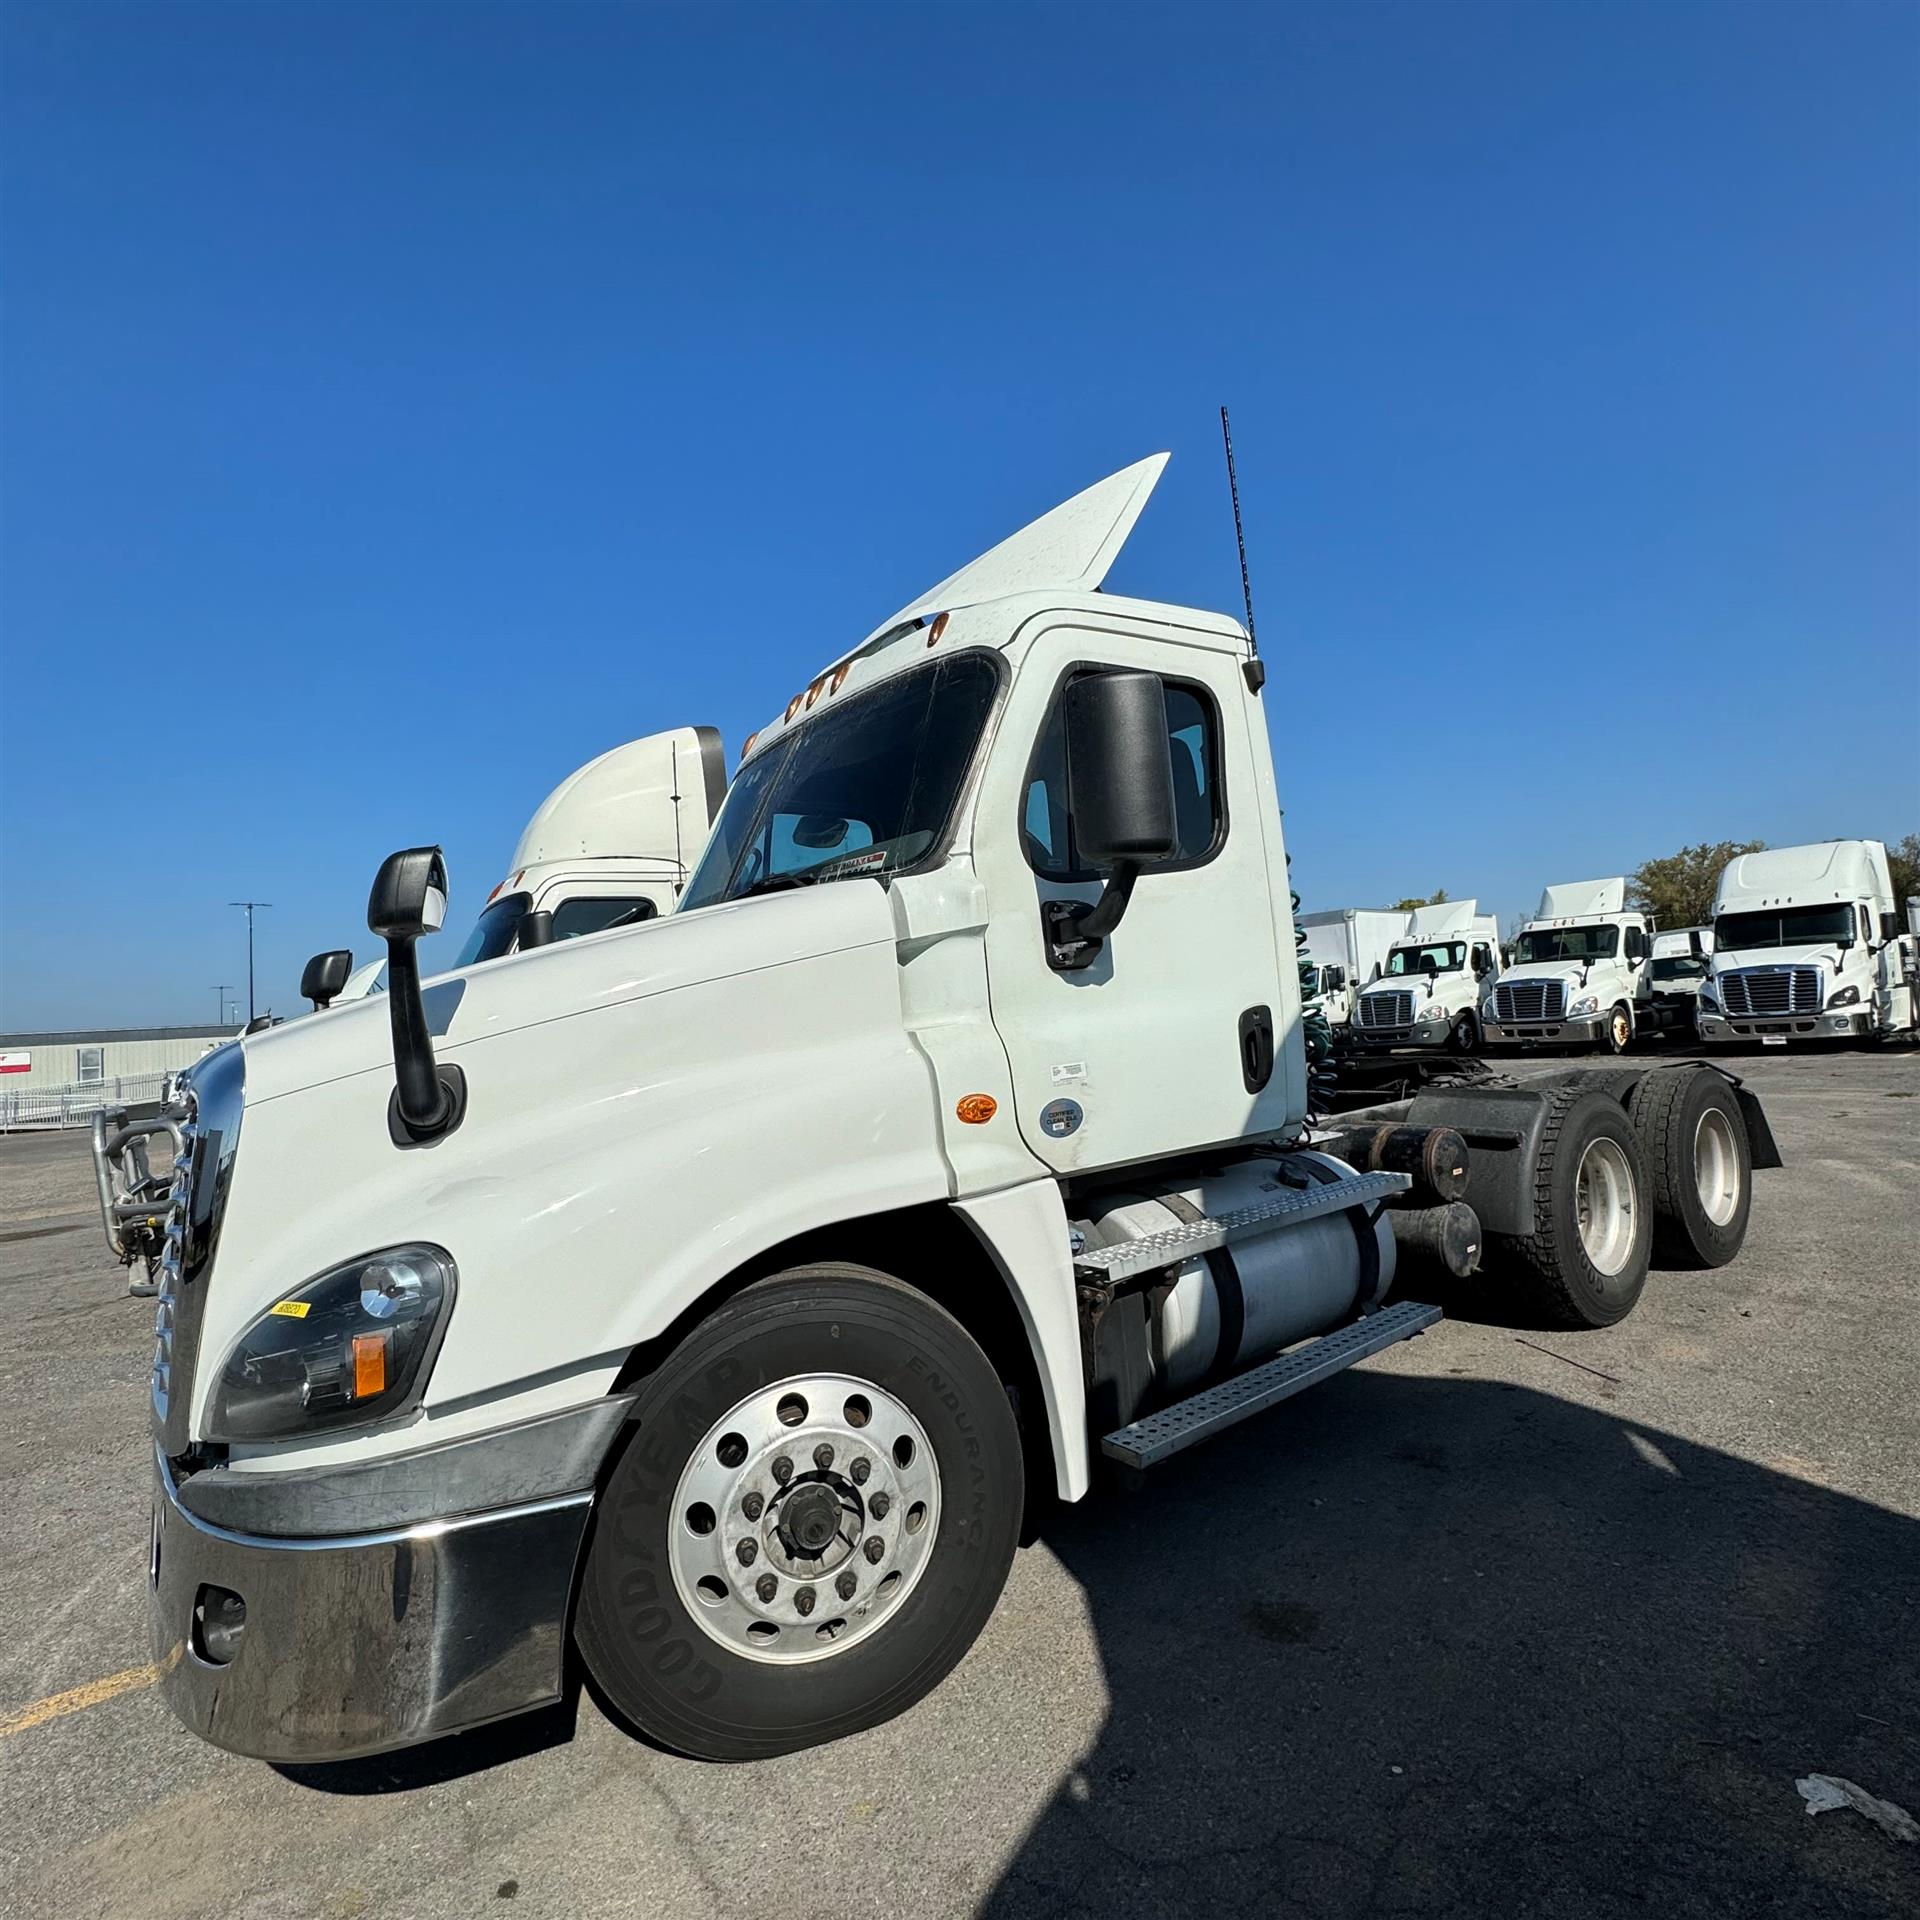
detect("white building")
[0,1025,232,1127]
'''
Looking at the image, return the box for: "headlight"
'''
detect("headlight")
[1482,997,1498,1019]
[1418,1002,1449,1022]
[1568,994,1599,1016]
[206,1243,456,1442]
[1827,984,1860,1009]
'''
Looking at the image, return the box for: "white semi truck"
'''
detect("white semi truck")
[1697,839,1919,1046]
[1648,926,1714,1037]
[100,455,1780,1767]
[1350,901,1501,1053]
[1482,878,1661,1054]
[1298,908,1408,1029]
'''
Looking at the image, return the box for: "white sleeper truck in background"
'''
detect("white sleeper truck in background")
[1647,926,1714,1037]
[1350,901,1500,1053]
[100,454,1782,1768]
[1699,839,1919,1046]
[1483,878,1657,1054]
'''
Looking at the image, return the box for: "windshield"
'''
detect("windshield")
[682,653,1001,911]
[1384,942,1464,977]
[1652,954,1709,982]
[1514,924,1619,964]
[456,892,532,966]
[1716,903,1854,951]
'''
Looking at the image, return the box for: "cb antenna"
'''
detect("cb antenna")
[1219,406,1265,693]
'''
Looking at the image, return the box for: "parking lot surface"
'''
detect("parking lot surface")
[1,1050,1916,1918]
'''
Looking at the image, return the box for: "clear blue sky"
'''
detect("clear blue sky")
[3,1,1915,1029]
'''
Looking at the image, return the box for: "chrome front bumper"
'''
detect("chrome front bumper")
[1482,1012,1606,1047]
[1697,1010,1868,1043]
[150,1448,592,1762]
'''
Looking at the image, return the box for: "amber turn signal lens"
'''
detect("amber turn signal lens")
[351,1332,388,1400]
[830,661,851,694]
[741,730,759,758]
[926,611,949,648]
[804,675,828,709]
[955,1093,997,1125]
[784,691,804,722]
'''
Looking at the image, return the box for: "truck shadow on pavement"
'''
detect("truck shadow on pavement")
[984,1370,1920,1920]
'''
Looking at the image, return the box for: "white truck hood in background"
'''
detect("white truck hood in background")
[1496,962,1589,992]
[240,881,902,1107]
[1715,943,1842,975]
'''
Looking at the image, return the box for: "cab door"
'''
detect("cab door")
[972,621,1295,1175]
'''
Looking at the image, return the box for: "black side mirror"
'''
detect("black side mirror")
[367,846,465,1145]
[1044,670,1177,971]
[518,909,555,949]
[1880,911,1899,941]
[301,948,353,1010]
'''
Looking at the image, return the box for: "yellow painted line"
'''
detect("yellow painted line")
[0,1644,180,1740]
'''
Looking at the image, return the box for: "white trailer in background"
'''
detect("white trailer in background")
[1483,878,1658,1055]
[1351,901,1501,1052]
[1699,840,1919,1046]
[1298,908,1408,1028]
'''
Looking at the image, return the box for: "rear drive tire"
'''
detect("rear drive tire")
[1599,1004,1633,1055]
[575,1265,1023,1762]
[1493,1088,1652,1328]
[1627,1066,1752,1268]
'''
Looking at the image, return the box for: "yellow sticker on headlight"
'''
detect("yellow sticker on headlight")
[268,1300,311,1319]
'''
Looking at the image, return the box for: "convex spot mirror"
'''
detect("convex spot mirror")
[369,848,449,942]
[1063,669,1178,869]
[301,949,353,1009]
[791,815,851,850]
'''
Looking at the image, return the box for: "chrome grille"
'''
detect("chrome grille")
[1720,967,1821,1017]
[149,1100,197,1430]
[1358,990,1413,1030]
[1494,979,1567,1023]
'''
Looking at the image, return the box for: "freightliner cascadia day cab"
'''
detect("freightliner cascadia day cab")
[1482,878,1661,1054]
[1298,908,1408,1030]
[1350,902,1500,1053]
[1647,926,1714,1037]
[292,726,728,1010]
[102,456,1781,1766]
[1698,839,1919,1046]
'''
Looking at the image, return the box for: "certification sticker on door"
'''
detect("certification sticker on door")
[1039,1098,1084,1139]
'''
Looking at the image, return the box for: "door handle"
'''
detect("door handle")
[1239,1005,1274,1093]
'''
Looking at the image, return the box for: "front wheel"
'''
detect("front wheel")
[1446,1012,1480,1055]
[1598,1004,1633,1054]
[575,1265,1024,1761]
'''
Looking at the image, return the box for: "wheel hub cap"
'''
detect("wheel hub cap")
[668,1372,942,1665]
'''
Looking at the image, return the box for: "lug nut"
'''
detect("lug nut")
[736,1538,757,1567]
[756,1573,778,1603]
[869,1491,890,1520]
[850,1456,871,1485]
[771,1455,794,1485]
[813,1442,835,1470]
[794,1586,816,1617]
[835,1571,857,1601]
[742,1490,764,1521]
[864,1537,885,1564]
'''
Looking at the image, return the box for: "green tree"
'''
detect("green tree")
[1629,841,1766,928]
[1888,834,1919,908]
[1391,888,1449,911]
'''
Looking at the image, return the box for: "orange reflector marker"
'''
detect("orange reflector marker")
[926,611,949,648]
[955,1093,997,1125]
[784,691,805,722]
[804,675,828,710]
[742,730,759,758]
[351,1333,388,1400]
[830,662,851,694]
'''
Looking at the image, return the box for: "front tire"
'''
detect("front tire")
[575,1265,1023,1761]
[1447,1011,1479,1055]
[1599,1004,1633,1054]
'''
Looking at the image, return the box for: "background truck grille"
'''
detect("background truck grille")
[1358,991,1413,1029]
[1720,966,1821,1016]
[1495,980,1567,1022]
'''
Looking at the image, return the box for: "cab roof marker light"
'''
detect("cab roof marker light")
[925,611,950,648]
[830,663,851,694]
[784,691,805,722]
[804,675,828,710]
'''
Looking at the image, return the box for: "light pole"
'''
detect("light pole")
[213,984,234,1028]
[229,902,272,1023]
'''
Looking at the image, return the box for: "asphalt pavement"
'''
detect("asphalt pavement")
[1,1049,1915,1918]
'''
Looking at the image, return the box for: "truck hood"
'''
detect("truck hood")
[240,881,902,1106]
[1361,974,1460,998]
[1495,963,1591,992]
[1713,944,1843,977]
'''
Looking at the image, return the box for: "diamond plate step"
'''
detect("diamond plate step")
[1072,1171,1411,1286]
[1100,1300,1443,1469]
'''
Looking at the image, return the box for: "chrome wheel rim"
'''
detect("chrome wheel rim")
[668,1373,940,1665]
[1611,1010,1631,1049]
[1693,1108,1741,1226]
[1575,1136,1637,1276]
